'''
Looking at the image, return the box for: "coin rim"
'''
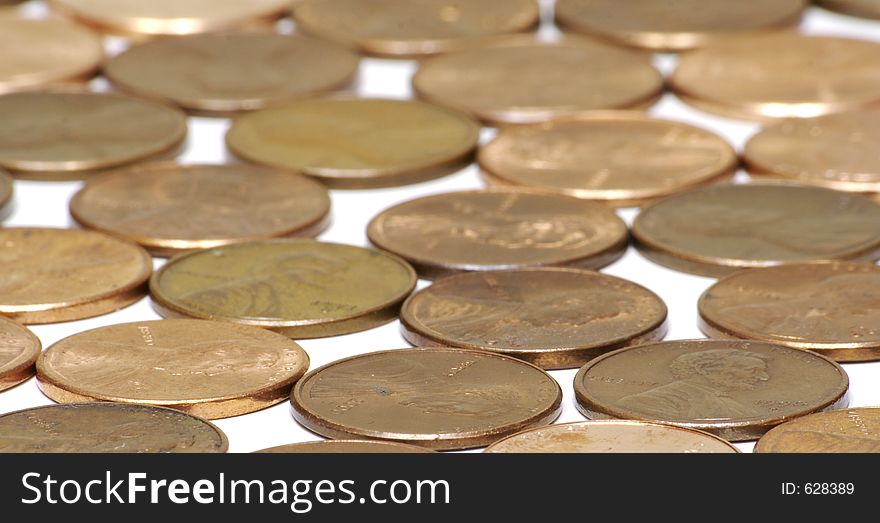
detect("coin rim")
[254,439,437,453]
[753,406,880,453]
[0,317,41,392]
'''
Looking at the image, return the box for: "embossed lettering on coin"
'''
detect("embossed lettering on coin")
[755,408,880,453]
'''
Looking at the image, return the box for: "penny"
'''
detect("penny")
[367,189,628,279]
[226,98,480,188]
[0,228,152,324]
[478,113,737,207]
[574,339,849,441]
[291,0,540,58]
[400,269,667,370]
[0,403,227,453]
[290,348,562,450]
[0,317,41,392]
[632,184,880,277]
[104,33,360,115]
[150,240,417,338]
[256,440,436,453]
[70,163,331,256]
[412,36,663,126]
[816,0,880,20]
[755,408,880,453]
[0,168,12,216]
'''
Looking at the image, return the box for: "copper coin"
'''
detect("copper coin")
[755,408,880,453]
[367,189,628,279]
[574,339,849,441]
[632,184,880,277]
[150,239,417,338]
[816,0,880,20]
[400,269,667,370]
[290,348,562,450]
[412,36,663,126]
[256,440,436,453]
[0,317,41,392]
[0,403,228,453]
[0,168,12,216]
[105,33,360,115]
[292,0,539,58]
[478,113,737,207]
[226,98,480,189]
[0,227,152,324]
[70,163,331,256]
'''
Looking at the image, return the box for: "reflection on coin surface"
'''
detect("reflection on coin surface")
[755,408,880,453]
[226,98,480,188]
[256,440,436,453]
[412,36,662,126]
[105,33,360,114]
[574,339,849,441]
[367,189,628,278]
[0,403,227,453]
[400,269,667,370]
[632,184,880,277]
[0,317,41,392]
[290,348,562,450]
[150,240,417,338]
[0,228,152,324]
[478,114,737,206]
[70,163,331,256]
[816,0,880,20]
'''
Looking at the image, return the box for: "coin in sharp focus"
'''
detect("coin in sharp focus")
[478,113,737,207]
[290,348,562,450]
[412,36,663,126]
[0,317,41,392]
[755,408,880,453]
[150,239,417,338]
[574,339,849,441]
[632,184,880,277]
[816,0,880,20]
[70,163,331,257]
[400,269,667,370]
[0,403,227,453]
[226,98,480,189]
[255,440,436,453]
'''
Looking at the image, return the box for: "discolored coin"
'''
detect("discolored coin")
[478,113,737,207]
[755,408,880,453]
[0,403,227,453]
[400,269,667,369]
[256,440,436,453]
[150,240,417,338]
[412,36,663,126]
[0,317,41,392]
[290,348,562,450]
[0,228,152,324]
[574,339,849,441]
[70,163,331,256]
[816,0,880,20]
[632,184,880,277]
[226,98,480,188]
[367,189,628,279]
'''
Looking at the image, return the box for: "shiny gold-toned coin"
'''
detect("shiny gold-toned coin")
[755,408,880,453]
[817,0,880,20]
[226,98,480,188]
[291,348,562,450]
[150,240,417,338]
[401,269,667,370]
[478,113,737,207]
[367,189,628,279]
[70,163,331,256]
[632,184,880,277]
[256,440,436,453]
[0,403,227,453]
[0,228,152,324]
[412,36,663,126]
[0,317,41,392]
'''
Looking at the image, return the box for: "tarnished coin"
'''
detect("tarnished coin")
[70,163,331,256]
[105,33,360,115]
[0,228,152,324]
[0,317,41,392]
[632,184,880,277]
[412,36,663,126]
[367,189,628,279]
[150,240,417,338]
[755,408,880,453]
[290,348,562,450]
[478,113,737,207]
[400,269,667,369]
[484,420,739,453]
[817,0,880,20]
[574,339,849,441]
[256,440,436,453]
[0,403,227,453]
[226,98,480,188]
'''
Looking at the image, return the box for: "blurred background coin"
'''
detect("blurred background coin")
[816,0,880,20]
[0,317,41,393]
[256,440,436,453]
[755,408,880,453]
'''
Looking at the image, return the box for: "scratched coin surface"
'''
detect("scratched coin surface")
[401,269,667,370]
[0,228,152,324]
[36,319,310,419]
[0,403,227,453]
[816,0,880,20]
[290,348,562,450]
[70,163,331,256]
[632,184,880,277]
[0,317,41,392]
[574,339,849,441]
[755,408,880,453]
[367,189,628,279]
[412,36,662,126]
[478,114,737,206]
[256,440,436,453]
[150,240,417,338]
